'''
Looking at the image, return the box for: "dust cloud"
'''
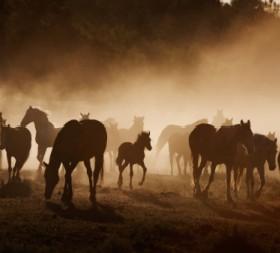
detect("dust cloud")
[0,16,279,171]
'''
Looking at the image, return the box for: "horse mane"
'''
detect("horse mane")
[136,131,149,143]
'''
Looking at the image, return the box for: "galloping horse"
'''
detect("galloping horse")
[0,125,31,180]
[234,134,277,199]
[116,131,152,189]
[44,119,107,205]
[20,106,61,172]
[189,120,254,203]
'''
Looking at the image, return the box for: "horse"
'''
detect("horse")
[156,119,208,156]
[20,106,61,172]
[118,116,144,143]
[116,131,152,189]
[0,125,31,181]
[167,132,191,176]
[44,119,107,205]
[234,134,277,200]
[189,120,254,203]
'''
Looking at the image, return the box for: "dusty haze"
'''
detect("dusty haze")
[0,9,280,170]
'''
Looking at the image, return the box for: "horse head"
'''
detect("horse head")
[138,131,152,151]
[267,138,277,171]
[238,120,254,154]
[20,106,33,127]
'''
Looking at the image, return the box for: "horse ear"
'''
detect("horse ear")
[274,138,277,144]
[29,106,32,109]
[148,131,150,136]
[240,120,244,125]
[80,113,83,117]
[87,113,90,117]
[43,162,48,167]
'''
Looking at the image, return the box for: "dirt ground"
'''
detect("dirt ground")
[0,168,279,253]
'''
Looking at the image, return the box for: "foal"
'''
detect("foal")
[116,131,152,189]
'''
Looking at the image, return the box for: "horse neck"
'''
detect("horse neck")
[134,139,146,151]
[33,116,55,132]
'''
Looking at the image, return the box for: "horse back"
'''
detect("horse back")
[189,123,216,155]
[5,127,31,158]
[52,119,107,161]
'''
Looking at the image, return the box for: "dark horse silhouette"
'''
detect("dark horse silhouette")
[0,126,31,180]
[20,106,61,172]
[44,119,107,205]
[234,134,277,200]
[189,120,254,203]
[116,131,152,189]
[167,132,191,176]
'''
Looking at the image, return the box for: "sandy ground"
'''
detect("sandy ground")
[0,167,279,253]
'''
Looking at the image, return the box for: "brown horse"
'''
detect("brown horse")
[234,134,277,200]
[189,120,254,203]
[116,131,152,189]
[20,106,61,172]
[44,119,107,205]
[0,126,31,181]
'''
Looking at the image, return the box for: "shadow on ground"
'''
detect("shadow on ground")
[0,180,32,198]
[46,201,124,224]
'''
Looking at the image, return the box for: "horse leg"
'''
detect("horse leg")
[92,154,104,203]
[169,147,174,176]
[138,161,147,186]
[183,154,187,176]
[255,166,265,199]
[7,152,12,181]
[246,167,253,200]
[233,167,239,198]
[118,160,129,189]
[84,160,94,203]
[203,163,217,198]
[37,145,47,173]
[176,154,183,176]
[237,167,244,192]
[192,152,199,196]
[14,159,24,181]
[61,162,74,204]
[129,163,134,190]
[194,157,207,196]
[226,164,234,203]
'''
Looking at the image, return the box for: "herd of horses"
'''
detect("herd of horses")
[0,106,279,206]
